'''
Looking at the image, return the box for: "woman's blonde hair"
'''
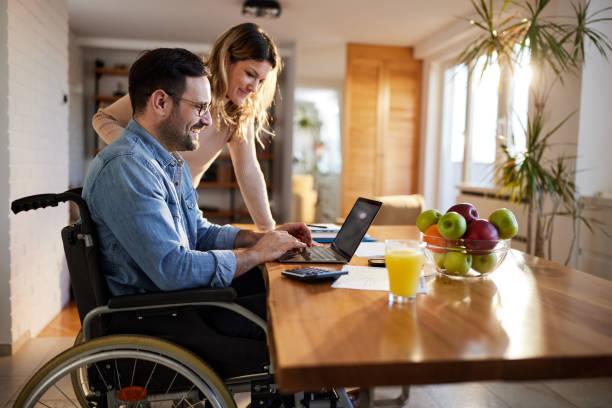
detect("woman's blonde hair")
[206,23,281,144]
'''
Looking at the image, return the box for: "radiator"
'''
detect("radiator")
[578,195,612,281]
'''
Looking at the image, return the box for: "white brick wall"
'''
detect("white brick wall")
[68,32,85,187]
[3,0,70,346]
[1,0,12,347]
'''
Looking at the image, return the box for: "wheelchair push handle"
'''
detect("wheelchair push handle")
[10,188,89,222]
[11,193,67,214]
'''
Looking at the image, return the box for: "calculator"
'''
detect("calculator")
[281,267,348,282]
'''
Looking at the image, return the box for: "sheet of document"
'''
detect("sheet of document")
[354,242,385,257]
[331,265,430,294]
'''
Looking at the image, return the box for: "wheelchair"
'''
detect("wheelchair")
[11,188,353,408]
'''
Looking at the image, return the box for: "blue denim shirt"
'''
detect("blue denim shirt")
[82,119,240,296]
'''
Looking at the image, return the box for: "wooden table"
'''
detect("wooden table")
[264,225,612,394]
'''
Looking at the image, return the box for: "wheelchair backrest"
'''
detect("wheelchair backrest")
[11,188,111,324]
[61,222,110,323]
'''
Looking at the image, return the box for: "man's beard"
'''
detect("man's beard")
[157,107,201,152]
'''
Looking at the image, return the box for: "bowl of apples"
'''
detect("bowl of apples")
[417,203,518,278]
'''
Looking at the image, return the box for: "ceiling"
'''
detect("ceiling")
[68,0,476,48]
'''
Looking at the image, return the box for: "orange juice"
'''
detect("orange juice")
[386,248,424,298]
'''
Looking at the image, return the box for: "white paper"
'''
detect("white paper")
[331,265,429,294]
[354,242,385,257]
[307,223,341,232]
[312,232,376,241]
[311,232,338,239]
[423,262,437,277]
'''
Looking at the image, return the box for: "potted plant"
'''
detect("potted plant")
[456,0,612,261]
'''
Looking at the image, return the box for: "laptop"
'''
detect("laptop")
[278,197,382,264]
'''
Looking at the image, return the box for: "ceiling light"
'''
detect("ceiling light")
[242,0,282,18]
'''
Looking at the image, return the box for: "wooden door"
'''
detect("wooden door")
[341,44,421,216]
[342,58,382,213]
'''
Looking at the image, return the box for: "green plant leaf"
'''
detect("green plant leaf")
[464,0,612,257]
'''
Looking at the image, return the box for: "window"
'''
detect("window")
[292,87,342,222]
[446,65,468,163]
[509,51,531,156]
[470,57,500,164]
[293,88,342,175]
[437,53,530,210]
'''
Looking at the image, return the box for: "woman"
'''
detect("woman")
[92,22,281,231]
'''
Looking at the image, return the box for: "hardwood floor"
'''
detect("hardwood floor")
[37,300,80,338]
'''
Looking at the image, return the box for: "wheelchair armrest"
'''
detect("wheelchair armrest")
[107,287,237,309]
[84,287,266,342]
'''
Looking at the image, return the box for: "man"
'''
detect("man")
[82,48,310,377]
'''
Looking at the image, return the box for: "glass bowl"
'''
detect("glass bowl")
[421,233,510,278]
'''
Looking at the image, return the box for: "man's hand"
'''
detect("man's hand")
[252,230,307,260]
[276,222,316,246]
[234,230,306,277]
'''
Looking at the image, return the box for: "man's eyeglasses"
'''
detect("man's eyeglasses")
[165,92,211,117]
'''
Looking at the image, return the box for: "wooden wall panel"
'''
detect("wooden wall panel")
[381,63,421,196]
[342,59,381,215]
[342,44,422,216]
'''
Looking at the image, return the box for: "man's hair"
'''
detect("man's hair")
[128,48,210,115]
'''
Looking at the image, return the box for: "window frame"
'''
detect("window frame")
[444,58,527,185]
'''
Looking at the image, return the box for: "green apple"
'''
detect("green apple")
[443,252,472,275]
[471,253,498,274]
[416,209,442,233]
[438,212,467,240]
[433,252,446,269]
[488,208,519,239]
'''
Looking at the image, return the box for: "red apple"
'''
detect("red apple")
[447,203,479,224]
[463,219,499,251]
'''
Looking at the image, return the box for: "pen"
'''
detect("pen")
[307,224,327,229]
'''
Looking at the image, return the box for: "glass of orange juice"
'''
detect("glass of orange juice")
[385,239,425,304]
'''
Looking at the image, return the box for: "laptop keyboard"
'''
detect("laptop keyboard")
[279,246,345,262]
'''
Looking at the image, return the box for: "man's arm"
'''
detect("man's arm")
[232,222,313,248]
[87,156,238,291]
[192,188,312,278]
[230,223,313,278]
[233,229,264,248]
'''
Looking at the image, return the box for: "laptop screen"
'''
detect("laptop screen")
[333,197,382,258]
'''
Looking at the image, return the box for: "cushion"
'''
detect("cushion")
[373,194,424,225]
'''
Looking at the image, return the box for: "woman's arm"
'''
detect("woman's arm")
[181,126,229,188]
[92,94,134,144]
[228,125,276,231]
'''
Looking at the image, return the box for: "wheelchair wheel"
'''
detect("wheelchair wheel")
[15,334,237,408]
[69,329,89,407]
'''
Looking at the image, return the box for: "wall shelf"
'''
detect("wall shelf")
[94,67,129,76]
[92,65,128,155]
[93,95,122,102]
